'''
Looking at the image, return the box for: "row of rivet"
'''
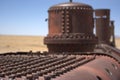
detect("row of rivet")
[61,10,65,33]
[48,10,93,15]
[50,6,92,10]
[45,35,97,40]
[66,11,70,33]
[61,10,70,33]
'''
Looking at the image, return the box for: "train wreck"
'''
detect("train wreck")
[0,0,120,80]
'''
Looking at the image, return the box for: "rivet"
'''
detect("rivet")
[66,11,69,14]
[66,15,69,17]
[62,30,65,33]
[61,26,64,29]
[61,11,64,13]
[67,23,69,25]
[62,23,65,25]
[62,19,64,21]
[66,7,69,9]
[62,15,64,18]
[73,7,76,9]
[66,30,70,32]
[63,7,65,9]
[66,19,69,21]
[66,26,69,28]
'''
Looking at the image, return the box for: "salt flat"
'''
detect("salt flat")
[0,35,120,53]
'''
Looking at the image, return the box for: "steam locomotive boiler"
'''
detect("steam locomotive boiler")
[0,0,120,80]
[44,0,98,52]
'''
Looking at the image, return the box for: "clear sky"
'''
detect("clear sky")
[0,0,120,36]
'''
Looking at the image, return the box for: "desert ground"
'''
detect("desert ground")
[116,38,120,49]
[0,35,120,54]
[0,35,47,53]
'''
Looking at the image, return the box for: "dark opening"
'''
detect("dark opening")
[96,76,102,80]
[105,68,112,75]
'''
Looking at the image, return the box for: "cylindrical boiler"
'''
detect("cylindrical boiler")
[44,2,98,52]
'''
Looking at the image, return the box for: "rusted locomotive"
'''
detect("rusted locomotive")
[0,0,120,80]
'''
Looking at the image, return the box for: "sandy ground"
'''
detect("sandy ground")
[115,38,120,49]
[0,35,47,53]
[0,35,120,53]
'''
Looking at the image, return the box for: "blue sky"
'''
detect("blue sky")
[0,0,120,36]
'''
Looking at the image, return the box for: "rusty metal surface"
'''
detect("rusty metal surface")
[95,9,110,44]
[53,55,120,80]
[110,21,115,47]
[95,9,110,18]
[95,9,115,46]
[44,2,98,52]
[49,2,92,9]
[0,52,120,80]
[48,2,93,35]
[0,1,120,80]
[0,53,95,80]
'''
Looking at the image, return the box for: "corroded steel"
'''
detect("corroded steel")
[95,9,110,44]
[0,49,120,80]
[95,9,115,46]
[44,2,98,52]
[110,21,115,47]
[0,1,120,80]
